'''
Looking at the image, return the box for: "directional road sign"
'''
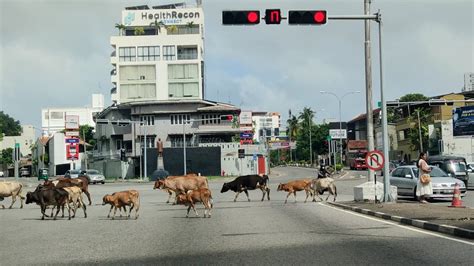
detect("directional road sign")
[365,150,385,171]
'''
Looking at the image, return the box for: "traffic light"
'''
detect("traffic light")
[220,115,234,121]
[265,9,281,24]
[288,10,327,25]
[222,10,260,25]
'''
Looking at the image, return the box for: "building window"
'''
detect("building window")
[177,46,198,60]
[163,45,176,61]
[170,114,191,125]
[50,112,63,120]
[120,84,156,100]
[398,130,405,141]
[140,115,155,126]
[116,140,123,150]
[139,136,156,148]
[200,114,221,125]
[138,46,160,61]
[44,112,49,120]
[168,64,199,98]
[119,47,136,62]
[167,25,200,35]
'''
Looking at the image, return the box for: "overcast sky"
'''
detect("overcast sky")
[1,0,472,130]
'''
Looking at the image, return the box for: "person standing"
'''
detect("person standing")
[416,152,432,203]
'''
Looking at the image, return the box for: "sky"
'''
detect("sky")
[0,0,473,131]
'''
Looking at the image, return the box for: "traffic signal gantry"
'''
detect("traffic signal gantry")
[222,9,327,25]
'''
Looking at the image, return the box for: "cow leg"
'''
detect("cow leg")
[54,205,61,220]
[112,206,118,220]
[260,187,266,201]
[285,192,292,204]
[107,205,113,218]
[186,206,191,218]
[20,194,24,209]
[293,191,297,203]
[233,191,241,202]
[192,203,199,217]
[166,190,173,204]
[84,190,92,206]
[266,187,271,201]
[65,201,71,220]
[61,205,65,218]
[128,205,134,219]
[304,189,310,203]
[41,205,47,220]
[8,195,16,209]
[244,190,250,202]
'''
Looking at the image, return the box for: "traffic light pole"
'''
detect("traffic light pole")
[328,8,393,202]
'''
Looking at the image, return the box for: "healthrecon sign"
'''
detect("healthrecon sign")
[122,8,204,26]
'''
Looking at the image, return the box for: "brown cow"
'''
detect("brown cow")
[0,181,25,209]
[155,175,208,204]
[102,190,140,220]
[46,177,92,205]
[176,188,213,218]
[153,173,197,203]
[277,179,313,204]
[63,186,87,218]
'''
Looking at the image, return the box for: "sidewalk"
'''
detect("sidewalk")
[328,201,474,239]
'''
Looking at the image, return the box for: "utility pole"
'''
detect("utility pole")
[83,129,87,170]
[364,0,375,182]
[417,110,423,153]
[309,115,312,167]
[183,120,187,175]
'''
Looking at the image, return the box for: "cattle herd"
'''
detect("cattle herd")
[0,173,337,220]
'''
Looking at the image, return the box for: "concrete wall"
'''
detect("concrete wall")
[89,159,135,179]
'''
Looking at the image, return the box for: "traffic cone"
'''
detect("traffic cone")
[449,183,465,208]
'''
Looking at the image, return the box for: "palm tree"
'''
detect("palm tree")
[298,107,315,165]
[115,23,126,36]
[166,25,178,34]
[286,115,299,162]
[134,27,145,36]
[150,20,165,35]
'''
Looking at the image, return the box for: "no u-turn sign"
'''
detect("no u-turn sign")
[365,150,385,171]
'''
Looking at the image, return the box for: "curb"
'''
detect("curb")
[327,202,474,240]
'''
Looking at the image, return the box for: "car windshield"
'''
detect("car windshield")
[70,170,81,174]
[87,170,99,174]
[450,161,466,172]
[412,166,448,178]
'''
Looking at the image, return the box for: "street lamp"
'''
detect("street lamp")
[320,90,361,170]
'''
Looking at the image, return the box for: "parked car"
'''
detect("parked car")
[20,168,30,177]
[467,162,474,188]
[390,165,466,200]
[427,155,469,186]
[350,158,367,170]
[64,169,82,178]
[0,171,4,177]
[79,169,105,184]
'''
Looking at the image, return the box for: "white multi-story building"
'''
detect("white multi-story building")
[41,94,104,135]
[0,125,35,156]
[110,4,205,104]
[252,112,281,142]
[463,72,474,92]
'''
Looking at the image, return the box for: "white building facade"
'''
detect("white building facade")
[463,72,474,92]
[0,125,35,156]
[110,5,205,104]
[41,94,104,135]
[252,112,281,142]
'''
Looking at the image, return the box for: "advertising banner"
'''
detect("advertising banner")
[329,129,347,139]
[453,106,474,136]
[65,115,80,130]
[239,111,253,125]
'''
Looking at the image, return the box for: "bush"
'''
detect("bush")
[335,164,344,171]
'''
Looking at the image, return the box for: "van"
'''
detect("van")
[427,155,469,186]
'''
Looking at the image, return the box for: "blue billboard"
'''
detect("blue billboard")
[453,106,474,136]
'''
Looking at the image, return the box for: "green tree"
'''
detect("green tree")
[407,108,431,152]
[149,20,165,35]
[0,111,22,136]
[0,148,13,166]
[286,115,299,142]
[79,125,96,147]
[399,93,429,102]
[115,23,126,36]
[296,107,315,162]
[134,27,145,36]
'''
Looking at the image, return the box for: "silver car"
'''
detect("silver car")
[65,169,81,178]
[390,165,466,200]
[80,169,105,184]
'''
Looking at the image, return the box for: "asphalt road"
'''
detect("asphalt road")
[1,168,473,265]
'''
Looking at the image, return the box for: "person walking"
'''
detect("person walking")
[416,152,432,203]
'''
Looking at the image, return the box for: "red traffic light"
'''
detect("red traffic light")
[220,115,234,121]
[222,10,260,25]
[288,10,327,25]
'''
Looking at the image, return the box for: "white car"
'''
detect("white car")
[468,162,474,188]
[0,171,4,177]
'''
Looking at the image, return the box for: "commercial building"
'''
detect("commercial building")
[463,72,474,92]
[41,94,104,136]
[0,125,35,157]
[252,112,281,142]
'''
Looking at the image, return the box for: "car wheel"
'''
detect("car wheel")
[101,181,105,184]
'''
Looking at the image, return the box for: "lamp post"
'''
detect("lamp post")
[320,91,361,170]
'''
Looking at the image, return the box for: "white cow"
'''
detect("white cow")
[0,181,25,209]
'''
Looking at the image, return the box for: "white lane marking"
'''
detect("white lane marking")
[319,203,474,246]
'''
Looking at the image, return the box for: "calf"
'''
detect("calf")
[25,186,71,220]
[277,179,313,203]
[221,175,270,202]
[311,177,337,202]
[176,188,213,218]
[102,190,140,220]
[0,181,25,209]
[47,177,92,205]
[63,186,87,218]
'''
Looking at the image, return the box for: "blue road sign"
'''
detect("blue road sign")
[240,132,253,138]
[253,153,257,161]
[65,138,80,144]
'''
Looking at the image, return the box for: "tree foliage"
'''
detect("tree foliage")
[0,148,13,166]
[407,108,431,152]
[80,125,96,147]
[399,93,429,102]
[0,111,22,136]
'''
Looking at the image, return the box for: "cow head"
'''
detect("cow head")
[102,194,110,205]
[176,193,188,205]
[25,192,35,204]
[154,180,165,190]
[277,183,284,191]
[221,183,230,193]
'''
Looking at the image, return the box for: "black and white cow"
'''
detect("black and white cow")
[221,175,270,202]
